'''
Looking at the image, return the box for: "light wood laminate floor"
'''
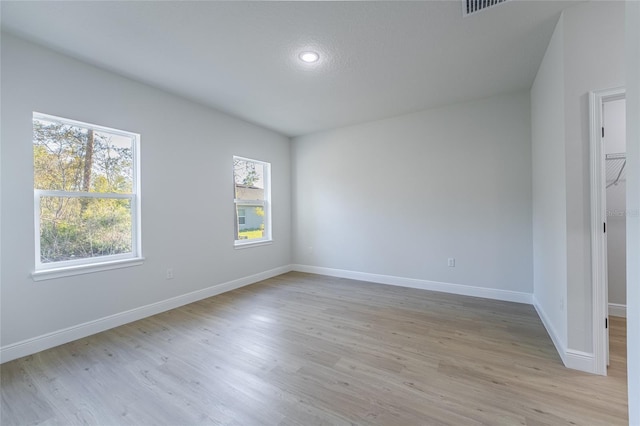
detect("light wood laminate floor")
[1,272,628,425]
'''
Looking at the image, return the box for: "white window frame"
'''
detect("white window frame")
[233,156,272,248]
[32,112,143,281]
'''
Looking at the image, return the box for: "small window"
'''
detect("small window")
[238,208,246,225]
[33,113,141,275]
[233,156,271,246]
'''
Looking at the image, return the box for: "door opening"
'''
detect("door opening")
[590,87,626,376]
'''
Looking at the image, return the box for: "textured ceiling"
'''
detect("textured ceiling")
[1,1,576,137]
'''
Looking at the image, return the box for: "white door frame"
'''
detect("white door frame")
[590,86,625,376]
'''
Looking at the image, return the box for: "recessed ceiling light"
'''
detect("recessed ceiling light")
[299,51,320,63]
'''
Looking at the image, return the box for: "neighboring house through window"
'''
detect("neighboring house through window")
[233,156,271,246]
[32,112,142,279]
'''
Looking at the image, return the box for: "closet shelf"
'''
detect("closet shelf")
[606,152,626,188]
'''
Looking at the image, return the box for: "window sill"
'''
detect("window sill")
[32,257,145,282]
[234,240,273,250]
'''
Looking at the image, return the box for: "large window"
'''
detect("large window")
[233,156,271,246]
[33,113,141,276]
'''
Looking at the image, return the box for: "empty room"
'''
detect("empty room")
[1,1,639,425]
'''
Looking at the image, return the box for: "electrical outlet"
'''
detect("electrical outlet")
[166,268,174,280]
[448,258,455,267]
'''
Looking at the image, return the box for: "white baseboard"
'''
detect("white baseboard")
[532,296,596,374]
[532,296,568,366]
[291,264,532,304]
[609,303,627,318]
[565,349,596,373]
[0,265,292,364]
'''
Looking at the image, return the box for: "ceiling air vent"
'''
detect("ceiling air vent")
[463,0,510,16]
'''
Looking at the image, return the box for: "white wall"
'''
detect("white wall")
[532,1,625,361]
[605,100,627,155]
[531,16,568,351]
[562,1,625,353]
[625,0,640,422]
[604,99,626,308]
[0,34,292,353]
[292,91,532,296]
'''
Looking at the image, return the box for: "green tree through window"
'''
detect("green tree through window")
[33,114,140,268]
